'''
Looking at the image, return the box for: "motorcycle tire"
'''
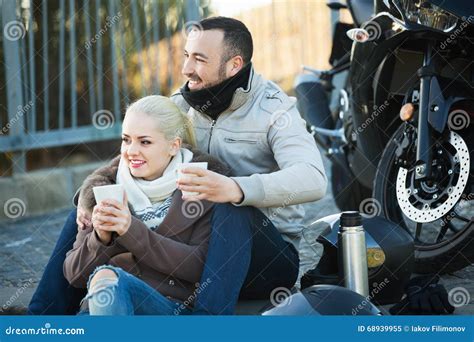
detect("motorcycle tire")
[373,124,474,274]
[331,162,371,211]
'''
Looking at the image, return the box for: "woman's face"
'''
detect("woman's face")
[121,111,180,181]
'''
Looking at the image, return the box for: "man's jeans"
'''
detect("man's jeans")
[81,265,191,316]
[193,204,300,314]
[28,204,299,315]
[28,210,86,315]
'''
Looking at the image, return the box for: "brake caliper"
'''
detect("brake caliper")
[394,124,417,168]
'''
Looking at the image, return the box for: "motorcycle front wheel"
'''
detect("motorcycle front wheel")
[373,124,473,274]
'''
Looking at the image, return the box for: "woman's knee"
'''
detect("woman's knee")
[85,266,122,311]
[86,266,122,294]
[89,269,118,289]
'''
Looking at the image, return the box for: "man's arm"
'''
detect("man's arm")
[231,105,327,207]
[177,105,327,207]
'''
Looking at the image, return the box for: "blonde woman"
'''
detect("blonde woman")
[63,95,229,315]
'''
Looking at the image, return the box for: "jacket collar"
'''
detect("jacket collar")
[226,66,262,113]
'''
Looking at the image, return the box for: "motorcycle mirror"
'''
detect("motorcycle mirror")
[346,28,370,43]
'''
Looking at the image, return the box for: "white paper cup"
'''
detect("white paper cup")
[177,162,208,196]
[93,184,124,204]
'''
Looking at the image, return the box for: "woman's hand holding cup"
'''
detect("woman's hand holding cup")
[92,191,131,238]
[91,184,130,243]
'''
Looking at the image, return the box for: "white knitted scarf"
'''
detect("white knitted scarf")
[116,148,193,229]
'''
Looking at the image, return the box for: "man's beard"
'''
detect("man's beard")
[191,62,228,91]
[214,61,228,86]
[180,62,252,119]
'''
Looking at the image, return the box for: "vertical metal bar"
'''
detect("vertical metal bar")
[20,20,28,111]
[143,1,153,93]
[69,0,77,128]
[131,0,146,96]
[42,0,49,130]
[164,0,172,92]
[152,0,160,94]
[58,0,66,129]
[84,0,96,116]
[95,0,104,110]
[184,0,200,22]
[179,0,186,86]
[118,4,129,104]
[108,0,119,121]
[2,0,26,173]
[28,0,36,133]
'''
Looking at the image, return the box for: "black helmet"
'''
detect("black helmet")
[301,214,414,305]
[262,285,382,315]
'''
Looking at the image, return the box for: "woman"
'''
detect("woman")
[63,95,229,315]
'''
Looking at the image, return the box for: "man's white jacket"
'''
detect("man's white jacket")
[172,67,328,250]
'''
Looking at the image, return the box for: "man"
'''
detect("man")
[28,16,327,315]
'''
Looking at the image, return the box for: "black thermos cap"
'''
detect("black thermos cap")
[340,211,362,227]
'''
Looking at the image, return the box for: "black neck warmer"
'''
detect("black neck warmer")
[180,62,252,120]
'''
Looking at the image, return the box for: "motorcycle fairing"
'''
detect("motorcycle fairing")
[349,12,474,187]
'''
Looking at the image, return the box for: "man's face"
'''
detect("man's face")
[182,29,229,91]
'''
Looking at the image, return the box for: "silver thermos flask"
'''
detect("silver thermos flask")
[338,211,369,297]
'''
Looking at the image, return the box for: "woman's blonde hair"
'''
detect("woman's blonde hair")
[125,95,196,147]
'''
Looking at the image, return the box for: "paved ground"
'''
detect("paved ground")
[1,156,472,314]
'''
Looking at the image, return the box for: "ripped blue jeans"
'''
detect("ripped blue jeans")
[80,265,191,316]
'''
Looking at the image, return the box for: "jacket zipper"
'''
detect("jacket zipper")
[208,119,216,153]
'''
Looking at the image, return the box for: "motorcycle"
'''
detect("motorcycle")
[295,0,473,274]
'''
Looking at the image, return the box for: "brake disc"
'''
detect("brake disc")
[396,131,470,223]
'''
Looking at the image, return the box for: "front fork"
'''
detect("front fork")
[415,42,435,180]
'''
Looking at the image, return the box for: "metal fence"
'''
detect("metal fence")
[0,0,201,174]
